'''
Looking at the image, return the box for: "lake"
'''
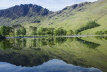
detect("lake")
[0,36,106,72]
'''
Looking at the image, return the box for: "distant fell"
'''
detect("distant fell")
[0,4,52,19]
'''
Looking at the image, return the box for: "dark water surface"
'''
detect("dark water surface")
[0,36,106,72]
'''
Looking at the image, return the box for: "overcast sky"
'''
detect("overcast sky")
[0,0,98,11]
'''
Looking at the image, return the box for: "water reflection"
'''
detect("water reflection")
[0,36,107,72]
[0,37,100,50]
[95,36,107,40]
[0,39,13,50]
[0,59,102,72]
[75,38,100,49]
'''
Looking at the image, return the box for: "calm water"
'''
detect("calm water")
[0,36,107,72]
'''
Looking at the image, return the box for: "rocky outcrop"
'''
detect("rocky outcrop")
[62,2,91,11]
[0,4,53,19]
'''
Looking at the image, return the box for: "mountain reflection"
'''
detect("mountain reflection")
[0,37,106,72]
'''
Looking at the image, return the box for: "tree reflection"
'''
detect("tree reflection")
[13,38,26,50]
[40,38,48,46]
[0,40,13,50]
[55,37,66,44]
[0,37,101,50]
[95,36,107,40]
[32,39,37,47]
[47,37,55,46]
[75,38,100,49]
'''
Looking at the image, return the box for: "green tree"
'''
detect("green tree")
[54,28,66,36]
[45,28,54,36]
[21,27,26,37]
[67,30,74,35]
[0,26,6,35]
[9,27,15,36]
[31,27,37,36]
[104,30,107,34]
[16,29,21,36]
[95,31,103,35]
[38,27,47,35]
[0,26,11,36]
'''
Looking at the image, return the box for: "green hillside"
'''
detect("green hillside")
[38,0,107,34]
[0,0,107,35]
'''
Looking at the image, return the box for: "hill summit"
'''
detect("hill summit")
[0,4,52,19]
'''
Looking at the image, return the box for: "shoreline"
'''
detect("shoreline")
[6,35,107,39]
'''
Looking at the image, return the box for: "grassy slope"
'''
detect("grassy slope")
[81,0,107,34]
[24,0,107,34]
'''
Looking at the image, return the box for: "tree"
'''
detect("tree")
[38,27,47,35]
[95,31,103,35]
[31,27,37,36]
[45,28,54,36]
[0,26,11,36]
[67,30,74,35]
[38,27,55,36]
[15,26,26,37]
[16,29,21,36]
[12,24,22,36]
[54,28,66,36]
[104,30,107,34]
[21,27,26,37]
[0,26,6,35]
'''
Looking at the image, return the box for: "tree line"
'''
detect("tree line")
[0,21,105,37]
[0,25,75,37]
[0,25,26,37]
[31,27,75,36]
[75,21,100,34]
[95,30,107,35]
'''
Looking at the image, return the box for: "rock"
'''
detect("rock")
[0,4,52,19]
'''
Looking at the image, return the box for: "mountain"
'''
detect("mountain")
[0,4,53,26]
[0,0,107,34]
[0,4,52,19]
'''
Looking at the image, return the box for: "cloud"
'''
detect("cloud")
[0,0,98,11]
